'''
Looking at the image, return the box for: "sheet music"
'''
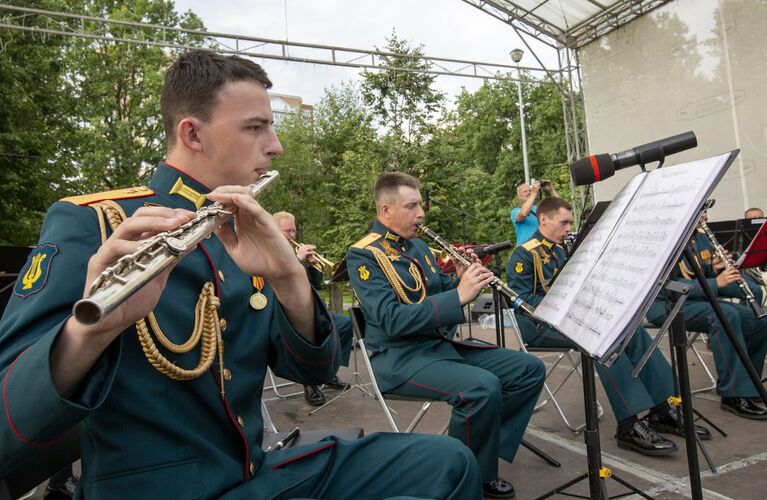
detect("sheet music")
[533,174,645,327]
[536,152,735,359]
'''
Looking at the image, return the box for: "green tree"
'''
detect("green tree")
[0,0,79,245]
[361,31,444,170]
[66,0,206,191]
[0,0,207,245]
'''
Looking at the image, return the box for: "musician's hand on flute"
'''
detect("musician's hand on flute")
[716,267,741,288]
[207,186,304,280]
[54,207,195,398]
[207,185,316,341]
[456,262,495,306]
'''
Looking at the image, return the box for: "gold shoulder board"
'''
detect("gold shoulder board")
[352,232,383,249]
[521,238,541,251]
[61,187,155,206]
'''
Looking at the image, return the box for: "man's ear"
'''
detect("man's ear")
[177,117,204,152]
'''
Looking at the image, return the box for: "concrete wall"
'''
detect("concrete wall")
[578,0,767,221]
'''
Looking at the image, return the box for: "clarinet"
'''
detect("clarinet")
[417,225,550,326]
[700,222,766,319]
[73,171,279,325]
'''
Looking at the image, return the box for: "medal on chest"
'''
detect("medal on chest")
[250,276,268,310]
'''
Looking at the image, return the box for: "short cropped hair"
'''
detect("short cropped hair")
[516,182,528,194]
[162,50,273,149]
[537,197,571,220]
[745,207,764,218]
[272,211,295,225]
[374,172,420,205]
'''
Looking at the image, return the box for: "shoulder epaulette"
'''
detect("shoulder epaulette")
[521,238,541,251]
[61,186,155,206]
[352,232,382,249]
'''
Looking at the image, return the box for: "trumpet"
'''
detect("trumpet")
[429,247,451,265]
[290,239,336,273]
[73,171,279,325]
[700,222,766,319]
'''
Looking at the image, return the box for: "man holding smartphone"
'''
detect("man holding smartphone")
[511,179,558,245]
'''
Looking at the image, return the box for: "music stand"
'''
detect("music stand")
[328,256,349,284]
[708,218,765,255]
[735,219,767,270]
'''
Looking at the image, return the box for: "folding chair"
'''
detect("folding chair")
[507,308,603,433]
[687,330,718,394]
[349,306,448,434]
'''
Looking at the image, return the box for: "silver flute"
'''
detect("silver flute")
[73,171,279,325]
[700,222,766,319]
[417,225,550,326]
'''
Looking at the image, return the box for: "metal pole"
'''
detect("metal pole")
[516,63,531,185]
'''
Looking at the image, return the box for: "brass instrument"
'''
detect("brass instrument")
[73,171,280,325]
[290,239,336,273]
[700,222,766,319]
[429,247,451,265]
[418,225,547,324]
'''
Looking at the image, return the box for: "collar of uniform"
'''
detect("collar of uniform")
[371,220,403,244]
[532,230,555,249]
[151,162,213,211]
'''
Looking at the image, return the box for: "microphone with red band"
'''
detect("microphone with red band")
[424,190,431,211]
[569,131,697,186]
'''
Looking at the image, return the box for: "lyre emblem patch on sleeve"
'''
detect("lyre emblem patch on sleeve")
[14,243,59,298]
[358,265,371,281]
[515,261,524,274]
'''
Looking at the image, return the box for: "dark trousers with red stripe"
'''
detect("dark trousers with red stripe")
[518,316,674,422]
[386,346,545,482]
[680,300,767,397]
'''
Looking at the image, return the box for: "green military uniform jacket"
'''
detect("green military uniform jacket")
[0,163,342,499]
[647,229,763,320]
[347,220,496,392]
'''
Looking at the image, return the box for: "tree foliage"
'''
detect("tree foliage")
[2,13,570,263]
[0,0,205,245]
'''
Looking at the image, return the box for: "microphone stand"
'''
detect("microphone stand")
[427,196,486,340]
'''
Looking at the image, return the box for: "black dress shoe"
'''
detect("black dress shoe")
[304,385,326,406]
[616,421,678,456]
[721,397,767,420]
[483,478,515,498]
[645,405,711,441]
[324,376,349,391]
[44,475,78,499]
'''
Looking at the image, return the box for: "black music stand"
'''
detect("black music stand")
[735,219,767,270]
[708,217,765,255]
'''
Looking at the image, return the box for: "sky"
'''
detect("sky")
[173,0,559,107]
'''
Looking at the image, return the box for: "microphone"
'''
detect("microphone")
[569,131,697,186]
[473,240,514,259]
[424,190,430,211]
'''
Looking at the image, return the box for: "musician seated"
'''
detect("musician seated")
[647,211,767,419]
[273,211,353,405]
[348,172,546,499]
[507,197,711,456]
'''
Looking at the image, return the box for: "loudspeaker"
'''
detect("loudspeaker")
[470,294,495,320]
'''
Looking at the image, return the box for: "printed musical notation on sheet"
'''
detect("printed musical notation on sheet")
[534,152,735,359]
